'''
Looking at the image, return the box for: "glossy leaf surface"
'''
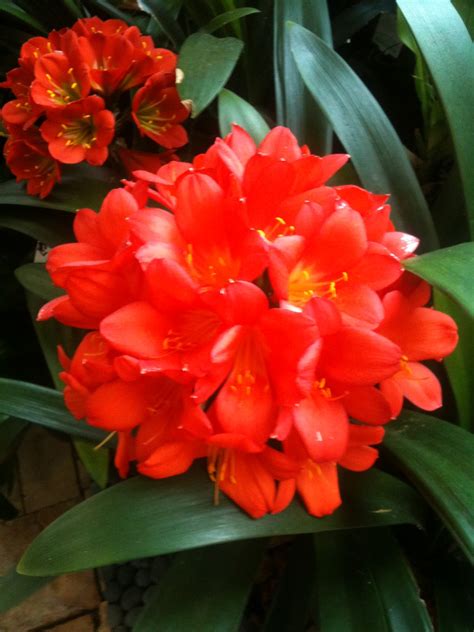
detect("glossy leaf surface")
[18,467,426,576]
[404,243,474,320]
[218,88,270,144]
[312,528,433,631]
[289,23,438,250]
[134,540,266,631]
[398,0,474,236]
[0,568,51,614]
[274,0,332,153]
[384,410,474,563]
[178,33,243,117]
[0,379,107,443]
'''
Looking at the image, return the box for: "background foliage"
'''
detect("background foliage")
[0,0,473,630]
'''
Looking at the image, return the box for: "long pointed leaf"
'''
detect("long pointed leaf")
[274,0,332,153]
[201,7,259,34]
[433,291,473,430]
[0,568,51,614]
[0,208,73,245]
[178,33,243,117]
[404,242,474,319]
[397,0,474,237]
[404,244,474,430]
[17,466,426,576]
[15,264,62,302]
[134,540,266,631]
[0,165,118,212]
[312,528,433,631]
[0,378,107,443]
[289,23,438,250]
[218,88,270,144]
[137,0,185,48]
[0,1,47,33]
[384,410,474,563]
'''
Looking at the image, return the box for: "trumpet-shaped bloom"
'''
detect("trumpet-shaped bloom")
[377,283,458,416]
[38,188,144,328]
[132,72,189,148]
[4,126,60,198]
[40,95,115,165]
[39,124,458,520]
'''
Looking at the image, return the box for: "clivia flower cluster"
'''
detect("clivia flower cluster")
[39,125,458,519]
[1,17,189,198]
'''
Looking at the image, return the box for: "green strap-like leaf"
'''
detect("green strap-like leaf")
[405,244,474,429]
[17,466,426,576]
[0,568,51,614]
[0,1,47,33]
[384,411,474,563]
[15,264,62,302]
[86,0,136,24]
[137,0,185,48]
[0,378,107,443]
[178,33,243,118]
[433,291,473,430]
[262,535,315,632]
[201,7,260,34]
[289,22,438,251]
[0,207,74,245]
[274,0,332,153]
[218,88,270,144]
[453,0,474,37]
[134,540,266,631]
[0,165,119,212]
[312,528,433,631]
[397,0,474,237]
[404,243,474,320]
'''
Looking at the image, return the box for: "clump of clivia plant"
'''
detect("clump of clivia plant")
[0,17,190,198]
[39,125,458,519]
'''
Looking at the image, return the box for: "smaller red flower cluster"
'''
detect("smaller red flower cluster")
[39,125,458,519]
[1,17,189,197]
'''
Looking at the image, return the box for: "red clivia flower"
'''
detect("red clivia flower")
[30,31,91,109]
[0,67,42,128]
[39,124,458,520]
[71,17,130,37]
[40,95,115,165]
[4,126,60,198]
[38,188,144,328]
[2,19,187,198]
[132,72,189,148]
[377,280,458,416]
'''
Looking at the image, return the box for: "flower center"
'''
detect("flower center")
[137,95,177,134]
[184,243,240,288]
[45,67,82,105]
[162,310,221,354]
[288,263,349,308]
[58,114,96,149]
[312,377,347,401]
[400,354,413,375]
[257,216,295,241]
